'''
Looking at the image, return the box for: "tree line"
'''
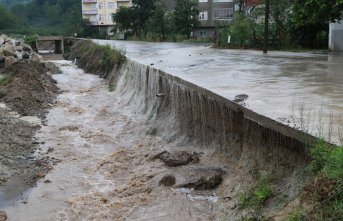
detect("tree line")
[113,0,199,41]
[0,0,342,49]
[218,0,343,49]
[0,0,90,36]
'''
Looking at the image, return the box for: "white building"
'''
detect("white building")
[81,0,131,34]
[329,20,343,52]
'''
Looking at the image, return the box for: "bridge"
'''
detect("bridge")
[36,36,64,54]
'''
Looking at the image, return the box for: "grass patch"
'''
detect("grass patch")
[284,209,304,221]
[108,84,115,92]
[239,174,274,210]
[65,40,126,79]
[0,75,10,87]
[295,140,343,220]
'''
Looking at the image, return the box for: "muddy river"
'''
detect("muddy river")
[1,60,219,221]
[96,40,343,144]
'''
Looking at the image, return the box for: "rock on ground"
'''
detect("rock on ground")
[174,166,225,190]
[154,150,200,167]
[0,34,41,70]
[0,210,7,221]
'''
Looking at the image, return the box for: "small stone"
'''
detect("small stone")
[22,52,30,59]
[44,180,52,183]
[31,53,43,62]
[36,172,46,178]
[159,175,176,187]
[233,94,249,103]
[0,210,7,221]
[4,56,16,68]
[15,51,23,59]
[22,44,32,52]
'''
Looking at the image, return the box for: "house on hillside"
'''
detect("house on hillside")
[81,0,132,35]
[163,0,235,39]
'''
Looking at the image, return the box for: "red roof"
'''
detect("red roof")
[245,0,260,6]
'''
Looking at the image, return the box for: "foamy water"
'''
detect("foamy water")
[3,60,216,221]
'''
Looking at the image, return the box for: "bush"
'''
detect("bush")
[304,140,343,220]
[228,13,253,48]
[0,75,10,87]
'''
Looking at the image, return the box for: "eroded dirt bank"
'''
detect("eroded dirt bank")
[0,60,59,213]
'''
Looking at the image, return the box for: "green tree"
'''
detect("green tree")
[248,0,292,48]
[147,1,173,39]
[290,0,343,47]
[174,0,199,38]
[113,6,139,36]
[0,5,18,29]
[228,12,253,47]
[132,0,155,36]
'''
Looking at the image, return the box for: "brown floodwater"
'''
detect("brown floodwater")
[2,60,217,221]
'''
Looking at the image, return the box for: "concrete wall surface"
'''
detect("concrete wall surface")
[329,20,343,52]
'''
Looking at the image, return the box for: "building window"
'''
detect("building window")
[98,2,104,10]
[213,0,233,2]
[199,11,208,20]
[213,8,234,20]
[199,30,207,37]
[99,14,104,21]
[199,0,208,2]
[108,14,113,22]
[108,2,115,9]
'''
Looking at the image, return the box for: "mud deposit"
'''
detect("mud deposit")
[0,61,59,206]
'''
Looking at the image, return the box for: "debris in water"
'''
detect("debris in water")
[159,174,176,187]
[154,150,200,167]
[233,94,249,103]
[0,210,7,221]
[176,167,224,190]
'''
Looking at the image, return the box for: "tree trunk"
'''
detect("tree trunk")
[263,0,270,53]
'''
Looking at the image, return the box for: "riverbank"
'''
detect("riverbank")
[0,54,60,218]
[63,39,316,220]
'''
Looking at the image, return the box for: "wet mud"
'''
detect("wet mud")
[0,61,59,210]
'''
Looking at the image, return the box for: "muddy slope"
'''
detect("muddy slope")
[0,60,59,118]
[67,40,315,220]
[0,61,59,204]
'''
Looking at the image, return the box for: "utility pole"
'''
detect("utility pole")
[263,0,270,54]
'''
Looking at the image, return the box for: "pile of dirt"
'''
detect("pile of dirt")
[0,60,59,206]
[0,60,59,118]
[0,107,52,201]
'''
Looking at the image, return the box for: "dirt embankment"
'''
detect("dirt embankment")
[0,60,59,206]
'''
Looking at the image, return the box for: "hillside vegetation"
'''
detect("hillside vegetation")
[0,0,85,36]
